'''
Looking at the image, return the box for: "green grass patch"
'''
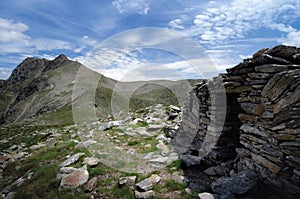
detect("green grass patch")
[163,179,188,192]
[111,184,135,199]
[128,140,139,146]
[166,159,182,172]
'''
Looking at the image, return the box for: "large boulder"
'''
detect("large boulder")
[211,171,257,195]
[59,165,89,190]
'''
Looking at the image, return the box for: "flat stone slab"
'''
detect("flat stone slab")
[60,152,84,167]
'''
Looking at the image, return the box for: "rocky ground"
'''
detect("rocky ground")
[0,104,205,199]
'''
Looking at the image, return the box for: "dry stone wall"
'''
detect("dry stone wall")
[179,45,300,197]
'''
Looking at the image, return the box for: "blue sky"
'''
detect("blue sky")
[0,0,300,81]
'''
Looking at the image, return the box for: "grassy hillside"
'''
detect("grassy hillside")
[0,55,201,126]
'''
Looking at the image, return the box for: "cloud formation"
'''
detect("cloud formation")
[0,18,73,54]
[185,0,300,44]
[112,0,151,15]
[167,0,300,70]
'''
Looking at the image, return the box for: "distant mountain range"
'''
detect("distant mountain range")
[0,55,199,125]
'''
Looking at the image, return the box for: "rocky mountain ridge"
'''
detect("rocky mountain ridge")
[0,55,195,125]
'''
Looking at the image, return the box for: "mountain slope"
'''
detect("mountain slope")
[0,55,116,125]
[0,55,199,125]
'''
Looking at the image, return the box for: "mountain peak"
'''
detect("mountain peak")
[54,54,69,62]
[7,57,48,83]
[43,54,70,72]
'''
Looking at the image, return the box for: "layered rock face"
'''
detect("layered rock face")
[179,45,300,197]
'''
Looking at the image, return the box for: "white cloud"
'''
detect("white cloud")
[75,27,220,81]
[168,0,300,71]
[74,35,97,53]
[176,0,300,44]
[0,18,73,54]
[32,38,72,51]
[169,19,185,29]
[279,30,300,46]
[269,23,300,46]
[112,0,151,15]
[76,46,217,81]
[0,67,12,80]
[0,18,29,43]
[101,59,209,82]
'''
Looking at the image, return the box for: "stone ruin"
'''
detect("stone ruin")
[178,45,300,198]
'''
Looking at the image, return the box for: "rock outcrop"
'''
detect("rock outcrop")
[179,45,300,198]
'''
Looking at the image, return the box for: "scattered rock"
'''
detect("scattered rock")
[135,127,152,137]
[83,157,99,167]
[163,127,177,138]
[149,157,168,164]
[204,164,227,176]
[198,192,215,199]
[12,152,28,161]
[75,140,97,148]
[149,174,161,184]
[169,105,181,112]
[180,155,202,166]
[85,177,97,192]
[29,143,46,150]
[119,176,136,188]
[98,121,122,131]
[59,165,89,190]
[8,145,18,151]
[130,118,144,125]
[134,190,155,199]
[60,167,78,174]
[156,134,169,142]
[136,178,153,191]
[156,140,170,155]
[60,152,84,167]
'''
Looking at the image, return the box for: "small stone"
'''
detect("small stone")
[60,152,84,167]
[150,174,161,184]
[185,188,192,194]
[204,165,227,176]
[134,190,155,199]
[13,152,28,161]
[156,141,170,155]
[130,118,144,125]
[30,143,46,150]
[238,114,257,122]
[180,155,202,166]
[156,134,169,142]
[9,144,18,151]
[293,169,300,176]
[119,176,136,188]
[85,177,97,192]
[75,140,97,148]
[135,127,153,137]
[60,167,78,174]
[169,105,181,112]
[83,157,99,167]
[149,157,168,164]
[4,192,15,199]
[136,178,153,191]
[198,192,215,199]
[240,103,264,116]
[251,153,281,174]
